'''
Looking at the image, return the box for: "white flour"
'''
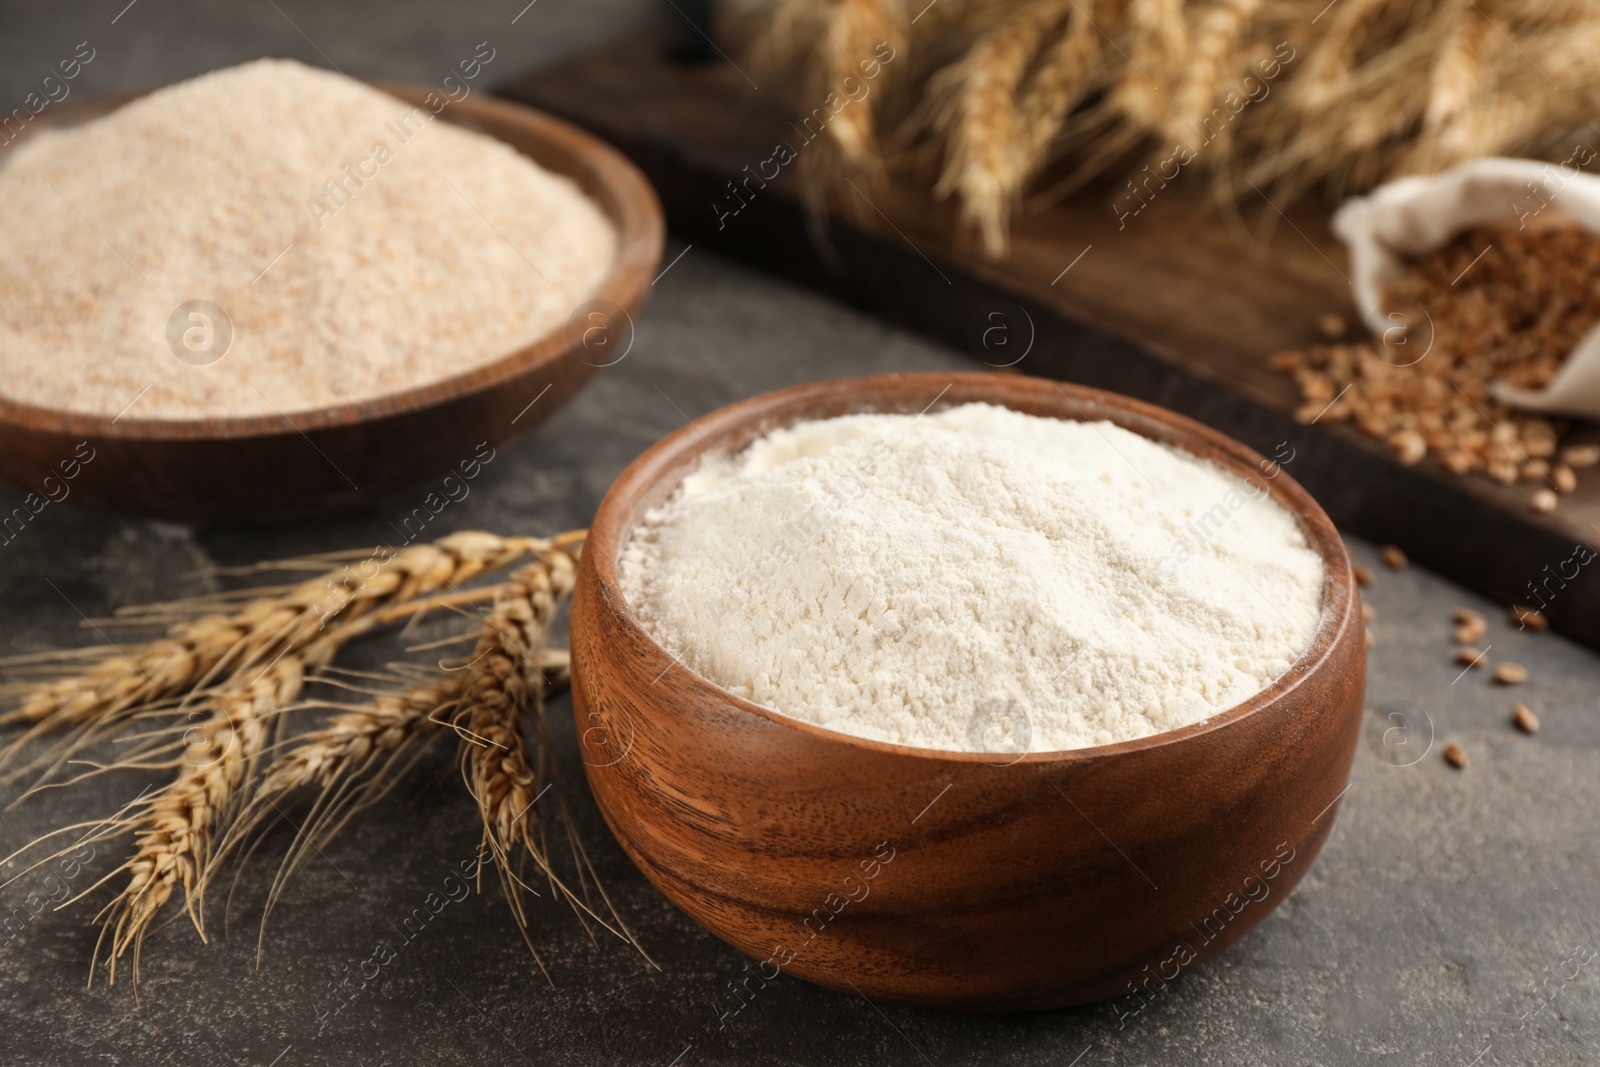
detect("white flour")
[0,59,615,419]
[619,403,1326,752]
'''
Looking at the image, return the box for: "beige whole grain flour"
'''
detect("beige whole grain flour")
[0,59,615,419]
[620,403,1326,752]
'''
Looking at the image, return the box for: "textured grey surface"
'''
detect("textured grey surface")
[3,4,1600,1065]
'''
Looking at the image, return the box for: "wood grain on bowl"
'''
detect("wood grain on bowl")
[571,372,1365,1011]
[0,85,663,522]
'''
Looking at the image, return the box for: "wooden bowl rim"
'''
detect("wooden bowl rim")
[0,82,662,441]
[585,371,1359,765]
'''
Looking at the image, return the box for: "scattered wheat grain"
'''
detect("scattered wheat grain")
[1492,662,1527,685]
[1512,704,1539,734]
[1559,443,1600,468]
[1511,604,1548,630]
[1316,312,1348,340]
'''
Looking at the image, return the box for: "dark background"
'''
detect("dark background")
[2,2,1598,1064]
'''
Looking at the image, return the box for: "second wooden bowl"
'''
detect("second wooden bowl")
[0,85,663,522]
[571,371,1364,1011]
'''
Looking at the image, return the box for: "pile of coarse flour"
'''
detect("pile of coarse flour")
[0,59,615,419]
[619,403,1326,752]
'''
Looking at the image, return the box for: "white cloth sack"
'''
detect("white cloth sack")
[1331,156,1600,419]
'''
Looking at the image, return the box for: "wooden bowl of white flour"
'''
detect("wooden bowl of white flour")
[570,371,1365,1010]
[0,61,662,521]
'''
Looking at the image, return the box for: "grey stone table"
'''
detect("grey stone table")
[3,5,1599,1065]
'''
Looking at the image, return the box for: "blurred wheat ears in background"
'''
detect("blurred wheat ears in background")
[0,530,642,994]
[760,0,1600,254]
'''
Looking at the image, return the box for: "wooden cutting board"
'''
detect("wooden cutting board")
[498,28,1600,652]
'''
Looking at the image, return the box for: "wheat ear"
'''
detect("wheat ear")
[1291,0,1394,111]
[823,0,903,167]
[1112,0,1185,129]
[250,644,570,809]
[1165,0,1263,157]
[1011,0,1102,184]
[455,552,574,963]
[1422,0,1485,131]
[88,639,324,992]
[929,0,1075,256]
[768,0,1600,251]
[209,624,571,959]
[455,548,641,969]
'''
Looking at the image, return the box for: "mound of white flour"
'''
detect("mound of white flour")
[619,403,1326,752]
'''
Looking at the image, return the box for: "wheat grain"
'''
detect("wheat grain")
[1276,226,1600,498]
[1493,662,1529,684]
[1512,704,1540,733]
